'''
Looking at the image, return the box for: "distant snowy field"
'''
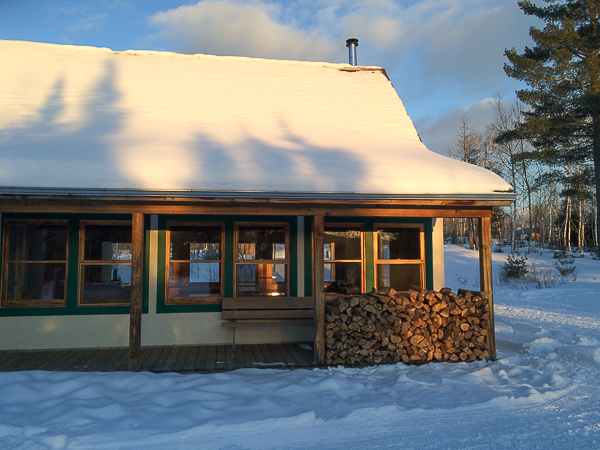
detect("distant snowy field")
[1,245,599,449]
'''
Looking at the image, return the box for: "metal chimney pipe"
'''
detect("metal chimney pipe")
[346,38,359,66]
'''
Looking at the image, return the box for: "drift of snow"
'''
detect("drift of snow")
[0,40,510,196]
[0,245,599,449]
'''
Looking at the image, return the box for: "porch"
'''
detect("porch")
[0,343,315,373]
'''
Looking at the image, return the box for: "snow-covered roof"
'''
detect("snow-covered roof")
[0,40,511,200]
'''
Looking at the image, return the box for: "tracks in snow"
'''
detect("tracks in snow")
[496,305,600,331]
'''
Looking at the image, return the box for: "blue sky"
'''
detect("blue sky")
[1,0,539,155]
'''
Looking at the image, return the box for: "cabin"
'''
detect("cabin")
[0,40,513,369]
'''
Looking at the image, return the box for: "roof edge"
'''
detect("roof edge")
[0,187,516,202]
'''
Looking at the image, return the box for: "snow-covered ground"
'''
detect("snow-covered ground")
[1,245,599,449]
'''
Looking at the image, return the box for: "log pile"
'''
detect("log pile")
[325,287,491,366]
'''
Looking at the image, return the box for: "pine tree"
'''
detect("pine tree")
[503,0,600,247]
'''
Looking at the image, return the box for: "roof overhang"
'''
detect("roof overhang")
[0,187,514,218]
[0,187,515,205]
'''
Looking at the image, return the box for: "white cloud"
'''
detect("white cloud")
[414,97,501,156]
[403,1,535,90]
[149,1,338,61]
[60,4,108,34]
[66,12,107,32]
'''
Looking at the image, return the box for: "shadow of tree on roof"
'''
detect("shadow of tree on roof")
[0,59,126,188]
[1,58,369,193]
[186,116,367,193]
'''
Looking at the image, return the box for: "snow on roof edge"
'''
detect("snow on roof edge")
[0,187,516,202]
[4,39,384,72]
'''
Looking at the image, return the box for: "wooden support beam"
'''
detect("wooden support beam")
[0,195,514,207]
[478,216,496,359]
[313,215,325,366]
[128,213,144,371]
[0,199,496,218]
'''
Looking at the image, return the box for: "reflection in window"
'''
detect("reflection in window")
[236,264,287,296]
[377,264,422,290]
[375,226,424,291]
[238,226,286,260]
[167,224,222,303]
[324,227,362,295]
[79,222,132,305]
[238,243,256,260]
[377,228,421,260]
[2,221,68,306]
[236,224,288,296]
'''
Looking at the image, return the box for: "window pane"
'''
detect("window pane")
[6,263,66,301]
[80,265,131,304]
[324,262,361,295]
[377,228,421,260]
[376,264,422,291]
[236,264,287,296]
[238,226,286,260]
[169,262,220,298]
[7,223,68,261]
[324,229,361,260]
[84,225,132,261]
[170,226,221,261]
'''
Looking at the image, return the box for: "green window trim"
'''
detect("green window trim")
[0,213,149,317]
[323,217,434,293]
[155,215,300,314]
[165,221,225,305]
[0,213,435,318]
[78,220,133,307]
[1,219,69,308]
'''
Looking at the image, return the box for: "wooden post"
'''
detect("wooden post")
[478,216,496,359]
[129,213,144,371]
[313,215,325,366]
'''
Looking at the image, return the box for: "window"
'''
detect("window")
[2,220,68,307]
[235,223,288,296]
[374,224,425,291]
[79,221,132,306]
[166,222,223,304]
[324,225,363,295]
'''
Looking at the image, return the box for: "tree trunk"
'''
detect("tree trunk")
[578,199,584,249]
[521,155,533,254]
[592,201,598,248]
[510,200,517,253]
[467,219,475,250]
[550,190,555,246]
[468,219,475,250]
[565,194,572,251]
[593,117,600,249]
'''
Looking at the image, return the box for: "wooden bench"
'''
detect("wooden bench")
[221,296,315,348]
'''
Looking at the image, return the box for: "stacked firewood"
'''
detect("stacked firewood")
[324,287,491,366]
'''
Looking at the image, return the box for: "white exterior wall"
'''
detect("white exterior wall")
[432,218,445,291]
[0,315,130,350]
[0,215,313,351]
[0,215,446,350]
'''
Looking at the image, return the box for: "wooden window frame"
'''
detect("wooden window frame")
[78,220,132,307]
[373,223,426,291]
[234,222,290,297]
[1,219,69,308]
[165,221,225,305]
[323,223,365,298]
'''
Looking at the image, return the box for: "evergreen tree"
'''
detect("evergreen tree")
[503,0,600,247]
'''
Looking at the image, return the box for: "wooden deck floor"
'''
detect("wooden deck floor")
[0,343,315,373]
